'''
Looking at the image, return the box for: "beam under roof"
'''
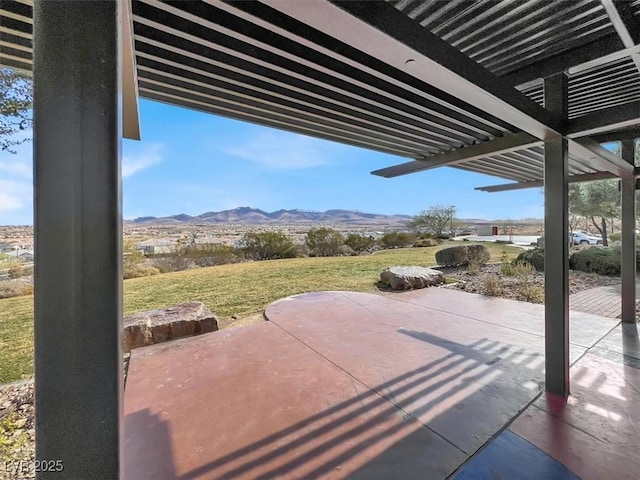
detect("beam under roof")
[371,132,539,178]
[373,123,639,179]
[263,0,632,178]
[475,171,637,192]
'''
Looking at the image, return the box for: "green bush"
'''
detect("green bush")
[499,252,515,276]
[344,233,375,252]
[183,244,242,267]
[436,233,451,240]
[305,227,344,257]
[435,244,490,267]
[379,232,416,249]
[568,247,635,276]
[515,248,545,272]
[239,231,296,260]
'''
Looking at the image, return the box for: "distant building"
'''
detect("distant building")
[477,225,499,236]
[192,237,220,246]
[1,248,34,261]
[17,250,34,261]
[0,242,25,254]
[135,238,176,255]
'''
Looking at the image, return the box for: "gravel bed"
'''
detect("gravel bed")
[440,263,622,302]
[0,382,34,479]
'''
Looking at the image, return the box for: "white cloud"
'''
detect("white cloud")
[223,132,330,169]
[122,144,162,177]
[0,160,32,177]
[0,132,33,179]
[0,179,32,212]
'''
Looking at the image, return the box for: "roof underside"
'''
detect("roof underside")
[2,0,640,188]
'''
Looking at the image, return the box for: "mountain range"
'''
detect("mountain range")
[128,207,413,225]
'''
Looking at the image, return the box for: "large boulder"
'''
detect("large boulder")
[435,244,490,267]
[380,266,444,290]
[123,302,218,352]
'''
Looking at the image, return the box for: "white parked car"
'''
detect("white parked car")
[571,231,603,245]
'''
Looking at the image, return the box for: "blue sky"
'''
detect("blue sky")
[0,99,544,225]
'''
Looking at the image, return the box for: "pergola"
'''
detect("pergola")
[1,0,640,477]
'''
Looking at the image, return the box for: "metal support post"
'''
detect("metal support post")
[621,140,636,324]
[543,73,570,397]
[33,0,123,477]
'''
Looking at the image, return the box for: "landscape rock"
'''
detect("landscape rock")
[123,302,218,352]
[380,266,444,290]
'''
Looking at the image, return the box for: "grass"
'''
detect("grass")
[0,242,520,384]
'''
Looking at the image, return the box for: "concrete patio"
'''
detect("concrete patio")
[124,288,638,479]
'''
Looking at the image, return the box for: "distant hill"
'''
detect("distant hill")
[128,207,412,226]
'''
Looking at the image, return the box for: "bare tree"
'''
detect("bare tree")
[409,205,456,236]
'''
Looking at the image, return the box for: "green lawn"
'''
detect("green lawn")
[0,242,520,383]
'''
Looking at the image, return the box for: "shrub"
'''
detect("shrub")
[7,264,24,279]
[436,233,451,240]
[123,264,160,279]
[413,238,440,247]
[519,284,544,303]
[151,256,194,273]
[512,261,535,282]
[183,244,242,267]
[305,227,344,257]
[239,231,296,260]
[0,281,33,299]
[379,231,416,249]
[344,233,375,253]
[569,247,629,276]
[337,244,356,256]
[483,275,503,296]
[295,244,310,258]
[499,252,515,276]
[516,248,544,271]
[435,244,489,267]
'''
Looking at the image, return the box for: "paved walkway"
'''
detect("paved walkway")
[570,284,640,318]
